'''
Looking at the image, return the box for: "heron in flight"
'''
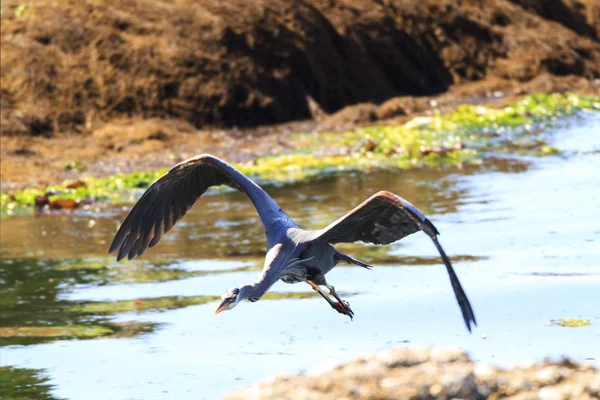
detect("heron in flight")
[109,154,476,331]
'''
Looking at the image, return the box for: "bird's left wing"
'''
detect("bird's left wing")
[109,154,289,261]
[312,191,477,332]
[109,155,238,261]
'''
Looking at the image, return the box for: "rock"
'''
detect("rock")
[223,348,599,400]
[320,103,378,130]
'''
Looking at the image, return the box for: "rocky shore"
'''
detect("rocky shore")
[223,348,599,400]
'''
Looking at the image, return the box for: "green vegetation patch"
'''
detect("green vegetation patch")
[69,295,220,314]
[549,318,591,327]
[262,291,324,300]
[0,325,114,338]
[53,259,109,271]
[0,323,157,346]
[291,92,599,162]
[2,93,599,216]
[53,257,259,284]
[69,291,326,315]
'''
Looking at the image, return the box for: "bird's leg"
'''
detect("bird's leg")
[305,280,338,309]
[306,280,354,320]
[326,284,354,318]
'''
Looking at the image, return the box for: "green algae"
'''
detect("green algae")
[53,259,109,271]
[69,291,325,315]
[69,295,221,314]
[1,169,169,216]
[0,323,157,346]
[549,318,591,327]
[2,93,599,216]
[292,92,599,163]
[0,325,114,338]
[53,257,259,284]
[14,3,36,19]
[31,254,261,287]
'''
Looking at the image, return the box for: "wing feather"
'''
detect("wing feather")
[109,154,290,261]
[315,191,435,245]
[313,191,476,332]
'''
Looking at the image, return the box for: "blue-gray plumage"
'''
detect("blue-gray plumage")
[109,154,476,331]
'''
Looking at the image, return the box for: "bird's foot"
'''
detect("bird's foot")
[306,280,354,320]
[326,285,354,320]
[332,299,354,320]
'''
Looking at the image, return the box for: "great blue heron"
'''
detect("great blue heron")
[109,154,476,331]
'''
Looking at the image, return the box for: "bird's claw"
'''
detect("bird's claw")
[333,299,354,320]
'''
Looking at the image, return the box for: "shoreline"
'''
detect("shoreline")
[2,92,599,216]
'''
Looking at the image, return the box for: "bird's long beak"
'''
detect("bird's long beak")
[214,299,230,315]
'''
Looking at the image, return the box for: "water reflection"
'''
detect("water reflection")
[0,157,521,347]
[0,257,159,346]
[0,366,60,400]
[0,157,531,261]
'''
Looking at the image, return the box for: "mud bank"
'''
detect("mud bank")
[2,0,600,193]
[2,0,599,137]
[2,93,598,215]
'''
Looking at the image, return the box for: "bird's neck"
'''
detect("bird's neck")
[216,160,298,247]
[241,281,269,302]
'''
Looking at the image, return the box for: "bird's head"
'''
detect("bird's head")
[214,287,244,314]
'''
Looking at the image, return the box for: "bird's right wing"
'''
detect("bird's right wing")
[109,154,289,261]
[311,191,477,332]
[313,191,437,245]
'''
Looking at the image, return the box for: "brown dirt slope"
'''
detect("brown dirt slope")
[509,0,600,41]
[1,0,599,137]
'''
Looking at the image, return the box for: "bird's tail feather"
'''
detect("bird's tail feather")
[335,250,373,270]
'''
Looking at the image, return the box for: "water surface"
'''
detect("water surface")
[1,116,599,399]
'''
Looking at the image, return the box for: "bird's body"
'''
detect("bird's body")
[110,154,476,330]
[279,235,338,284]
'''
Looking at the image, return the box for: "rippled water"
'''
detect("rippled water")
[1,116,599,399]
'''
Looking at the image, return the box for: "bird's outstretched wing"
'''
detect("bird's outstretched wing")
[313,191,477,332]
[109,154,290,261]
[314,191,438,245]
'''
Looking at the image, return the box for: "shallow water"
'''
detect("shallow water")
[1,116,599,399]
